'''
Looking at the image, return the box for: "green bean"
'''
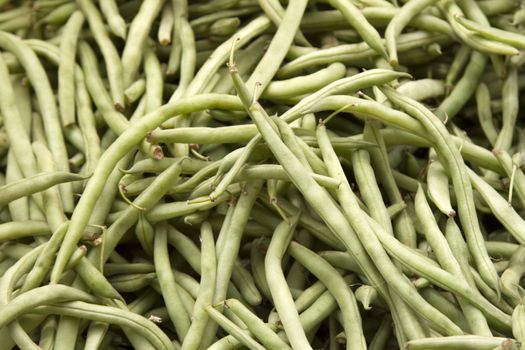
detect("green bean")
[99,0,126,39]
[243,0,307,100]
[154,222,190,340]
[30,112,47,148]
[166,10,182,77]
[0,285,98,328]
[272,117,311,169]
[442,1,519,56]
[104,263,155,276]
[427,149,456,217]
[224,298,291,350]
[512,303,525,343]
[396,79,445,101]
[387,201,407,218]
[447,218,493,335]
[87,151,131,229]
[38,316,57,350]
[84,322,110,350]
[1,247,45,350]
[37,2,77,26]
[437,52,487,121]
[4,151,29,221]
[33,301,175,350]
[28,198,46,223]
[64,125,85,153]
[76,43,130,134]
[296,289,338,334]
[32,141,68,231]
[494,63,518,152]
[75,68,101,176]
[285,261,306,296]
[205,305,265,350]
[58,10,83,127]
[144,46,164,114]
[0,221,49,242]
[500,262,525,306]
[124,157,208,175]
[77,0,124,109]
[0,13,29,33]
[0,171,85,209]
[74,257,123,299]
[354,284,381,310]
[469,266,513,315]
[179,222,216,350]
[485,241,519,260]
[7,320,40,350]
[265,215,313,349]
[405,335,517,349]
[256,0,310,46]
[0,6,30,23]
[0,54,42,203]
[476,83,498,146]
[111,272,157,293]
[145,190,233,223]
[135,214,154,255]
[185,23,267,111]
[17,223,64,292]
[124,78,147,104]
[327,0,387,59]
[420,288,469,330]
[385,0,439,66]
[170,23,196,107]
[158,3,173,45]
[166,225,200,273]
[248,238,272,302]
[189,0,240,16]
[208,138,261,201]
[478,0,519,15]
[231,261,262,306]
[468,168,525,246]
[150,124,257,144]
[289,241,366,350]
[319,251,361,274]
[54,316,80,350]
[457,16,525,49]
[11,77,31,136]
[285,69,409,123]
[445,45,471,93]
[278,32,450,78]
[262,63,346,100]
[352,149,393,235]
[363,122,418,248]
[369,315,392,350]
[207,334,243,350]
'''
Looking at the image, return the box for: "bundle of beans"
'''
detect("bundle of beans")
[2,0,525,349]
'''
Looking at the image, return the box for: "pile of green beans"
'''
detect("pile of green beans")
[3,0,525,349]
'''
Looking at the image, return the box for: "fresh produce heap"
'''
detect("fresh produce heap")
[3,0,525,349]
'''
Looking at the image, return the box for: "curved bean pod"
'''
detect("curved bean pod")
[0,172,86,209]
